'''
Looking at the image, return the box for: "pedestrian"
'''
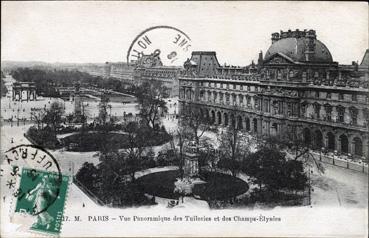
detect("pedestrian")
[82,203,85,207]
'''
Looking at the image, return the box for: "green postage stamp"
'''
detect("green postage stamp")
[13,167,69,235]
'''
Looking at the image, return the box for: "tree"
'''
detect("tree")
[1,73,8,96]
[135,81,168,130]
[120,121,147,181]
[264,127,325,174]
[76,162,100,189]
[218,124,252,177]
[98,93,110,127]
[43,101,65,136]
[198,140,217,173]
[30,108,47,130]
[243,146,308,193]
[98,152,126,190]
[180,105,211,151]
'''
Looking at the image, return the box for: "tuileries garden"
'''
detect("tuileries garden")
[19,75,310,209]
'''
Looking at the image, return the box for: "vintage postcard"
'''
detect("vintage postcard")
[1,1,368,237]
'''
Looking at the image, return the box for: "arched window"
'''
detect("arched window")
[327,132,335,151]
[353,137,363,156]
[253,118,258,133]
[224,113,229,126]
[314,103,321,119]
[217,111,222,125]
[337,106,345,123]
[246,118,251,131]
[315,130,323,149]
[324,104,332,121]
[339,134,348,154]
[289,70,294,78]
[238,116,243,129]
[271,123,278,136]
[239,95,244,106]
[199,90,205,100]
[277,69,282,80]
[349,107,358,125]
[303,128,311,145]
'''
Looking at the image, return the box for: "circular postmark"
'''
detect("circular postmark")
[127,25,192,66]
[1,144,62,216]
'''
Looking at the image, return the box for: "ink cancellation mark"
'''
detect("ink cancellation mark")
[127,25,192,66]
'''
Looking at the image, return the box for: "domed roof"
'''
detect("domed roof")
[264,37,333,63]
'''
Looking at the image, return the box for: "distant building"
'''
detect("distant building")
[76,62,134,85]
[179,29,369,160]
[133,51,182,97]
[103,62,135,81]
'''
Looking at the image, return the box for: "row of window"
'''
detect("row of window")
[301,104,368,126]
[264,69,331,81]
[199,91,254,107]
[200,82,259,92]
[309,91,367,102]
[196,81,367,103]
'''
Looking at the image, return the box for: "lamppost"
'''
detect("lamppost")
[17,108,20,127]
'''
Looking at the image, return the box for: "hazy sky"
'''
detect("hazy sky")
[2,1,368,65]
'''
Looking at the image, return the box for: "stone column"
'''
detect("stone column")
[332,106,338,122]
[363,139,369,159]
[324,133,328,149]
[320,106,325,121]
[257,118,263,136]
[350,137,355,155]
[357,109,364,127]
[344,107,350,124]
[337,136,342,153]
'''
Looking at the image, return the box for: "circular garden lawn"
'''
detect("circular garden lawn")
[136,170,248,200]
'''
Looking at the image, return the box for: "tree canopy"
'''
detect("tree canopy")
[242,147,308,192]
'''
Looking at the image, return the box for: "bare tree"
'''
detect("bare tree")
[218,123,252,177]
[120,122,147,181]
[98,93,110,126]
[135,81,168,130]
[31,108,47,130]
[180,105,211,151]
[172,125,192,178]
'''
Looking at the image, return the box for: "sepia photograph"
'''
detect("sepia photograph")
[1,1,368,237]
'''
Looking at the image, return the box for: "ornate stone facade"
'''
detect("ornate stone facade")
[178,29,369,160]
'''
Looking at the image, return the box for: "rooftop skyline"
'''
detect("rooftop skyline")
[2,1,368,65]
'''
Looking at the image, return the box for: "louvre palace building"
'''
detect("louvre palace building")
[178,29,369,160]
